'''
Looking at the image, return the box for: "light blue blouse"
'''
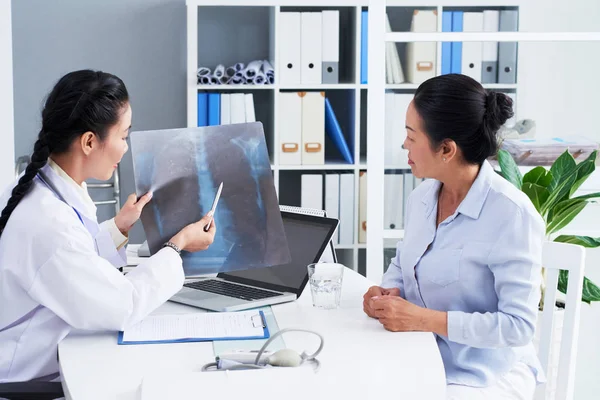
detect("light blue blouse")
[381,160,546,387]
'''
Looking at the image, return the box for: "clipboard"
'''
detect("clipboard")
[117,310,269,345]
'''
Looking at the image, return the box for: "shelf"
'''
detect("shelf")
[383,229,405,239]
[279,84,358,90]
[196,84,275,90]
[277,162,356,171]
[335,244,356,250]
[386,84,420,90]
[483,84,517,90]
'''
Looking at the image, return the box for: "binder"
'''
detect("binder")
[279,92,302,165]
[360,11,368,84]
[208,93,220,126]
[385,13,405,84]
[321,10,340,84]
[118,310,269,345]
[301,92,325,165]
[197,93,208,127]
[279,12,301,85]
[230,93,246,124]
[220,94,231,125]
[405,10,437,84]
[498,10,518,84]
[300,12,323,85]
[393,94,412,166]
[384,92,395,164]
[244,93,256,123]
[441,11,453,75]
[301,174,323,211]
[482,10,500,83]
[338,174,354,245]
[384,174,404,230]
[461,12,483,82]
[324,174,340,244]
[402,173,415,223]
[451,11,463,74]
[325,98,353,164]
[358,171,367,243]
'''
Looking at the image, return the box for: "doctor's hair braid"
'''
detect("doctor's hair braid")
[413,74,514,165]
[0,70,129,237]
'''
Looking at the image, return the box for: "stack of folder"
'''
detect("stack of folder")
[279,11,341,85]
[279,92,353,166]
[197,93,256,126]
[441,10,518,84]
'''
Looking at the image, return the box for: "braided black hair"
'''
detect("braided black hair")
[0,70,129,237]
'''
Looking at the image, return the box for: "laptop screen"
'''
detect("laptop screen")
[217,211,339,296]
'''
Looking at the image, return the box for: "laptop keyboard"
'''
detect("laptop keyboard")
[184,279,282,301]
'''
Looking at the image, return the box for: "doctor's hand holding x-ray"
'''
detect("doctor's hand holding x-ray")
[0,70,216,384]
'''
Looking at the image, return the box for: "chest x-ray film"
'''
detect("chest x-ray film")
[130,122,291,276]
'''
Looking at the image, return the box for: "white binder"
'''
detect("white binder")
[393,94,411,167]
[385,13,405,84]
[230,93,246,124]
[301,91,325,165]
[301,12,323,85]
[482,10,500,83]
[402,173,415,223]
[384,92,395,164]
[279,12,301,85]
[461,12,483,82]
[324,174,340,244]
[358,171,367,243]
[321,10,339,84]
[405,10,437,84]
[301,174,323,211]
[220,94,231,125]
[384,174,404,230]
[244,93,256,123]
[278,92,302,165]
[338,174,354,245]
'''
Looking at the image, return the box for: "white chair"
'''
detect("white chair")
[535,241,586,400]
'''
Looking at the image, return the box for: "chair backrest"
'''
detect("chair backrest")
[536,241,586,400]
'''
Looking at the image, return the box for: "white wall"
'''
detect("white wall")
[0,0,15,191]
[518,1,600,398]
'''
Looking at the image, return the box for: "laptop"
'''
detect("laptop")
[168,211,339,312]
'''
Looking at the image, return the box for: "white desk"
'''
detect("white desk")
[58,268,446,400]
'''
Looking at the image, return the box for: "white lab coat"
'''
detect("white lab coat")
[0,164,184,382]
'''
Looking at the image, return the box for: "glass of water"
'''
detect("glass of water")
[307,263,344,309]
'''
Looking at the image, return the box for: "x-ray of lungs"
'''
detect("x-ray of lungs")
[130,122,291,276]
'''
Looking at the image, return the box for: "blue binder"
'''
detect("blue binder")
[441,11,453,75]
[325,98,353,164]
[197,93,208,127]
[451,11,463,74]
[208,93,221,126]
[360,10,368,84]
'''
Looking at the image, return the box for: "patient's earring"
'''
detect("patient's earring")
[443,157,447,162]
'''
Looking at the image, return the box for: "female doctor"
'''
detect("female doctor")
[363,74,545,399]
[0,70,216,383]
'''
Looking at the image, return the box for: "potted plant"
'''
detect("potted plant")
[497,148,600,397]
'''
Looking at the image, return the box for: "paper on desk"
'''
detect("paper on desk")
[120,310,267,344]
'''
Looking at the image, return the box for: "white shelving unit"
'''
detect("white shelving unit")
[185,0,524,276]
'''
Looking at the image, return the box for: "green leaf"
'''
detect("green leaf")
[546,200,587,235]
[522,183,550,213]
[497,149,523,189]
[549,150,577,192]
[557,271,600,304]
[523,167,553,188]
[540,173,577,216]
[551,198,587,220]
[571,159,596,196]
[555,235,600,248]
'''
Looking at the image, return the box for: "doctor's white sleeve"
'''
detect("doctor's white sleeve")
[27,221,185,331]
[100,218,128,250]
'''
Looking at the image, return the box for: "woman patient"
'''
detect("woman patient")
[363,74,545,400]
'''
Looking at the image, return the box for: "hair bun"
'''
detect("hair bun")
[484,91,514,130]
